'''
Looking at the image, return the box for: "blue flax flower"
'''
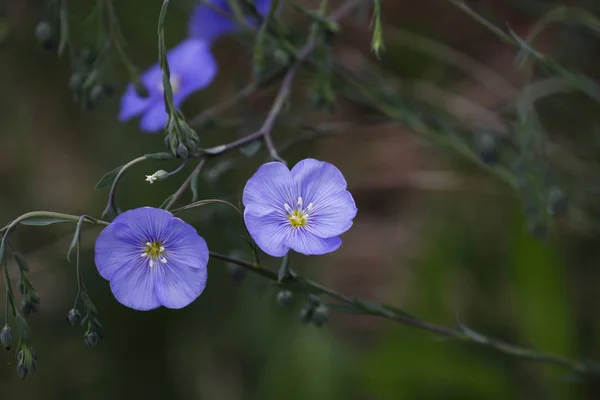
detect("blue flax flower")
[119,39,217,132]
[94,207,209,311]
[188,0,273,43]
[243,159,357,257]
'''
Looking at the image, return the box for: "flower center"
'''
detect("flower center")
[140,241,167,268]
[284,197,313,228]
[157,75,181,94]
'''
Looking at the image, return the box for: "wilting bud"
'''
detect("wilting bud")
[66,309,82,326]
[0,325,13,350]
[84,331,101,348]
[547,187,568,217]
[311,304,329,327]
[145,170,169,184]
[276,290,293,307]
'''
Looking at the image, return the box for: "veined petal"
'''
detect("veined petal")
[154,262,207,309]
[291,158,348,205]
[244,206,290,257]
[113,207,174,242]
[94,222,142,281]
[242,162,297,213]
[284,230,342,256]
[109,259,161,311]
[162,217,209,269]
[306,190,357,238]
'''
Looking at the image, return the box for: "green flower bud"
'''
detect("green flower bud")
[145,170,169,184]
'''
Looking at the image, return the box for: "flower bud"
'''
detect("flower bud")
[145,170,169,184]
[66,309,81,326]
[299,305,314,324]
[276,290,293,307]
[226,263,247,283]
[311,304,329,327]
[35,21,54,50]
[69,73,84,92]
[17,362,28,379]
[84,331,101,348]
[0,325,12,350]
[176,143,189,159]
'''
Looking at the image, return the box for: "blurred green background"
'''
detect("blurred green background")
[1,0,599,399]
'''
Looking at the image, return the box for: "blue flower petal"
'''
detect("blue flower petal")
[244,206,290,257]
[285,230,342,255]
[188,0,273,43]
[242,161,296,213]
[94,207,210,310]
[94,221,141,281]
[172,40,218,101]
[119,85,153,122]
[139,103,168,133]
[109,258,162,311]
[188,0,236,42]
[154,263,207,309]
[291,158,349,204]
[306,190,357,238]
[162,217,209,269]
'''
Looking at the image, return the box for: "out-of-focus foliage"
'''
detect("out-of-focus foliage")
[0,0,600,399]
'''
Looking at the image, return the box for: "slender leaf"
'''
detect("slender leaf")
[20,218,72,226]
[190,167,201,202]
[95,165,123,190]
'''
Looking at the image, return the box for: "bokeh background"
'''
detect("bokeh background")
[1,0,600,399]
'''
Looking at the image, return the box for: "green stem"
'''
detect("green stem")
[208,251,597,375]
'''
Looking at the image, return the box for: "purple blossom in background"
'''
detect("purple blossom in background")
[119,39,217,132]
[242,159,357,257]
[188,0,273,43]
[94,207,209,311]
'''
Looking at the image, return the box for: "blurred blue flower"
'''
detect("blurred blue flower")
[119,39,217,132]
[242,159,357,257]
[188,0,273,43]
[94,207,209,311]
